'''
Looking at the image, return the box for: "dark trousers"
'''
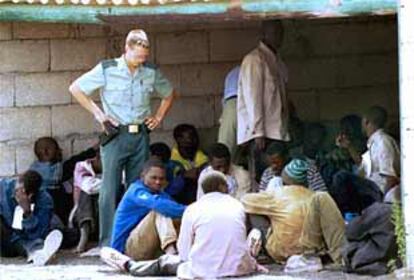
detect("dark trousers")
[329,171,383,215]
[75,191,99,239]
[0,216,41,258]
[100,129,149,246]
[48,187,74,226]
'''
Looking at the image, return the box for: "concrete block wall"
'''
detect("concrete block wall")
[0,16,398,177]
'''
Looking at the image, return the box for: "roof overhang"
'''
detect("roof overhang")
[0,0,398,24]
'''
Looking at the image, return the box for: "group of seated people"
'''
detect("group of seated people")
[0,105,401,277]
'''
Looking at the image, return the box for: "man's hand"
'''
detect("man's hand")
[184,168,198,180]
[15,187,32,216]
[95,113,119,134]
[144,116,162,130]
[254,137,266,152]
[336,133,351,149]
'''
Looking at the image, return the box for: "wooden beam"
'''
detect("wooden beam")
[0,0,397,24]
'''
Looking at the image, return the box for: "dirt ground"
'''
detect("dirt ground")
[0,250,399,280]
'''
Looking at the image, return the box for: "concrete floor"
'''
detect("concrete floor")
[0,250,399,280]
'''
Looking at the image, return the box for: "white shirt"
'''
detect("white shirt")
[360,129,400,193]
[177,192,257,279]
[237,41,290,145]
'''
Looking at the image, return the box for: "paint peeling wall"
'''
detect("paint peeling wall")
[0,16,398,177]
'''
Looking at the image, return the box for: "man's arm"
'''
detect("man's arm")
[144,90,177,130]
[131,188,185,219]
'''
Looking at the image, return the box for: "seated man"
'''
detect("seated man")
[259,142,289,191]
[101,170,266,278]
[197,143,251,200]
[330,106,400,214]
[243,164,345,272]
[110,159,186,261]
[30,136,97,224]
[70,152,102,253]
[149,142,185,198]
[171,124,208,204]
[281,159,327,192]
[0,170,62,265]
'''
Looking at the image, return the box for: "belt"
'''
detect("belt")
[118,124,144,134]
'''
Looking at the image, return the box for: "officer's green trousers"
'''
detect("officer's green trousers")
[99,128,149,246]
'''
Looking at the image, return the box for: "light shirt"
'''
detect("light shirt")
[74,56,173,125]
[196,164,251,200]
[360,129,400,193]
[237,41,290,145]
[223,66,241,101]
[177,192,257,279]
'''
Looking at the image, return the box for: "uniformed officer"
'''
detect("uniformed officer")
[69,29,177,246]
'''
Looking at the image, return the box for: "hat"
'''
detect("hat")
[282,159,309,185]
[126,29,149,47]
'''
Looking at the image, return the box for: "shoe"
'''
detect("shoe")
[284,254,322,273]
[30,229,63,266]
[247,228,262,258]
[100,247,131,271]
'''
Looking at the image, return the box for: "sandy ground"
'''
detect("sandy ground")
[0,250,399,280]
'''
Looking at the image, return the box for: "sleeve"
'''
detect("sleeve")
[240,54,265,137]
[378,139,400,178]
[154,68,173,98]
[22,193,53,240]
[74,63,105,96]
[132,189,186,219]
[177,206,195,261]
[241,192,279,217]
[62,148,96,182]
[306,165,328,192]
[234,168,252,200]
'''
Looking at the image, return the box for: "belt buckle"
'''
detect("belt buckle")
[128,124,139,134]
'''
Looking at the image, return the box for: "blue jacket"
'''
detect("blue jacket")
[0,179,54,243]
[164,160,185,197]
[111,179,186,253]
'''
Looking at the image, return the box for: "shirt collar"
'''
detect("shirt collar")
[367,128,383,149]
[259,41,277,58]
[117,55,129,72]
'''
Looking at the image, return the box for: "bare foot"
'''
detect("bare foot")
[73,223,90,254]
[164,243,178,255]
[256,264,269,273]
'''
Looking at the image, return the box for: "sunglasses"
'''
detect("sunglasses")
[129,38,150,49]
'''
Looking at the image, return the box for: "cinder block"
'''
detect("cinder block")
[78,24,110,38]
[289,90,320,121]
[0,22,12,41]
[163,97,215,130]
[0,74,14,108]
[156,31,208,64]
[287,57,338,90]
[213,95,222,126]
[198,127,219,152]
[159,65,180,91]
[50,38,106,71]
[15,72,73,107]
[13,22,69,39]
[51,105,100,137]
[15,144,36,174]
[180,63,235,96]
[150,130,175,148]
[210,28,260,62]
[0,41,49,73]
[72,136,100,155]
[0,144,15,176]
[319,85,395,121]
[0,107,51,142]
[337,54,398,88]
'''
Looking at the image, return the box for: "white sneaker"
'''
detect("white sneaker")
[284,254,322,273]
[247,228,262,258]
[30,229,63,266]
[100,247,131,271]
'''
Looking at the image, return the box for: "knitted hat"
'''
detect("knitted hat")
[282,159,309,185]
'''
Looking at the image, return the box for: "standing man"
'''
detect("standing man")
[218,65,240,160]
[237,20,290,188]
[69,29,177,246]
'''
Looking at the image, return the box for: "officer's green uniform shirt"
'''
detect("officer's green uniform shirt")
[75,56,173,125]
